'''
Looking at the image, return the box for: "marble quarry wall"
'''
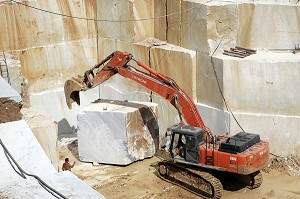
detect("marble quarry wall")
[0,0,299,156]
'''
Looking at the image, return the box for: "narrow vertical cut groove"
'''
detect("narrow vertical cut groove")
[179,0,182,43]
[95,0,100,99]
[148,46,152,102]
[165,0,168,41]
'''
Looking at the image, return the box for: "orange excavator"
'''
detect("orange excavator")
[64,51,269,198]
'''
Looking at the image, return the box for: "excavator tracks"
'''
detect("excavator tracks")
[156,161,223,199]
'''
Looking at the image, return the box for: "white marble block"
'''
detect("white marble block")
[150,42,197,101]
[181,0,238,54]
[0,120,104,199]
[0,76,22,104]
[22,108,59,171]
[237,3,300,49]
[78,100,159,165]
[96,0,154,43]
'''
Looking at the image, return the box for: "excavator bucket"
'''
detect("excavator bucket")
[64,76,88,109]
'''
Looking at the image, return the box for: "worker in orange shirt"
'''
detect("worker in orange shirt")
[62,158,75,171]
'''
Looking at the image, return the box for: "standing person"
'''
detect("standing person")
[62,158,75,171]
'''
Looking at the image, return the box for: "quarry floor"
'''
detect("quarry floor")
[59,136,300,199]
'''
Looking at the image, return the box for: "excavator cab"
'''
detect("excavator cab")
[167,124,205,164]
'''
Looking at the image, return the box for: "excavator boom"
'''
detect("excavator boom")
[64,51,206,130]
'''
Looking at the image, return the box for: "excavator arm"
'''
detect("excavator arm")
[64,51,208,131]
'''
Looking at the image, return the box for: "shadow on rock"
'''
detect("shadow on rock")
[67,139,80,161]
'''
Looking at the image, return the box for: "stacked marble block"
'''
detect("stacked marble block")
[21,108,59,170]
[155,1,299,53]
[77,100,159,165]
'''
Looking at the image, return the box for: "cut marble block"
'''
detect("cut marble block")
[0,52,23,93]
[0,120,57,178]
[229,112,300,157]
[181,0,238,54]
[97,37,150,65]
[196,52,224,109]
[14,38,97,81]
[28,77,100,134]
[197,51,300,115]
[150,43,197,100]
[77,100,159,165]
[154,0,167,41]
[221,52,300,115]
[22,108,59,170]
[237,3,300,49]
[151,93,180,142]
[196,103,229,135]
[0,172,105,199]
[167,0,182,45]
[96,0,154,43]
[0,120,104,199]
[0,76,22,103]
[0,0,96,51]
[97,37,152,102]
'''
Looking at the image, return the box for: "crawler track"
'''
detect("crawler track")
[156,161,223,199]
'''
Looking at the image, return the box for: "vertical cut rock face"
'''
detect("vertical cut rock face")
[77,100,159,165]
[21,108,59,170]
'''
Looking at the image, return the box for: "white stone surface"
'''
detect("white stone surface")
[196,103,229,135]
[0,120,104,199]
[77,101,158,165]
[154,0,167,41]
[237,3,300,49]
[196,52,224,109]
[167,0,181,45]
[221,51,300,115]
[181,0,238,54]
[0,0,96,51]
[96,0,154,43]
[0,120,56,178]
[150,43,197,100]
[0,76,22,103]
[0,52,23,93]
[14,38,97,81]
[97,37,152,103]
[197,51,300,115]
[22,108,59,171]
[29,78,99,135]
[0,171,104,199]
